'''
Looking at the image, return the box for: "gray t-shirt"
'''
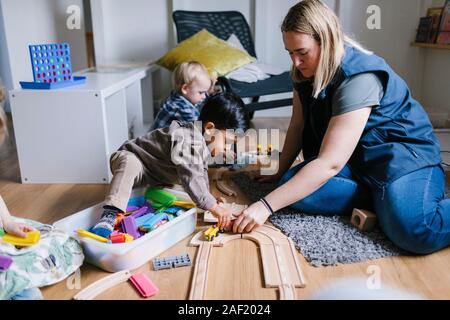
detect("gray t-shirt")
[332,72,384,116]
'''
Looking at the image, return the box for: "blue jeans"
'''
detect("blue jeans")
[279,160,450,254]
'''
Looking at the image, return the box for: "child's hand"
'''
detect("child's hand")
[216,197,227,205]
[209,203,233,229]
[3,219,35,238]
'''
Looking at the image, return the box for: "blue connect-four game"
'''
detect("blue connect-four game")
[20,42,86,89]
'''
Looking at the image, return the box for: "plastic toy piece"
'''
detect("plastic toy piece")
[126,205,140,213]
[20,43,86,90]
[216,180,237,197]
[257,144,262,155]
[188,224,306,300]
[77,229,108,243]
[0,255,13,271]
[127,195,146,208]
[129,206,151,219]
[173,201,196,209]
[351,209,377,232]
[152,253,192,271]
[73,269,132,300]
[110,233,134,244]
[139,213,168,231]
[204,225,220,242]
[164,206,184,215]
[130,273,159,298]
[145,188,177,207]
[115,214,125,229]
[2,230,41,247]
[135,212,156,227]
[152,220,168,231]
[0,229,5,237]
[121,216,140,240]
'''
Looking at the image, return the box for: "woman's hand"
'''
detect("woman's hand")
[232,201,271,233]
[3,219,35,238]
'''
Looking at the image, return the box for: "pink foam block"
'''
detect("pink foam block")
[130,273,159,298]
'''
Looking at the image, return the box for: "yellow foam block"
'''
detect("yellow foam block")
[77,229,109,243]
[2,230,41,247]
[124,234,134,243]
[173,201,196,209]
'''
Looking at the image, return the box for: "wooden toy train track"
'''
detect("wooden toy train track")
[188,224,306,300]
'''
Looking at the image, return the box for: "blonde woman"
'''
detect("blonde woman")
[233,0,448,255]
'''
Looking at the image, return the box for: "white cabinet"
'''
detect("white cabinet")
[9,65,159,184]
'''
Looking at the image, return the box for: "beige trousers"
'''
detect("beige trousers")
[104,150,146,212]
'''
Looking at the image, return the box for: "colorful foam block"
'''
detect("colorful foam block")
[127,196,146,208]
[2,230,41,247]
[77,229,109,243]
[121,216,140,239]
[130,206,152,219]
[109,233,134,244]
[125,206,140,213]
[173,201,196,209]
[135,212,156,227]
[145,188,177,207]
[140,213,168,230]
[115,214,125,229]
[130,273,159,298]
[0,255,13,272]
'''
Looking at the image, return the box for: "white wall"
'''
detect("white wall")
[2,0,439,117]
[0,0,88,111]
[420,0,450,113]
[92,0,430,118]
[339,0,425,99]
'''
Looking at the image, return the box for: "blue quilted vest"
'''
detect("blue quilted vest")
[295,45,442,189]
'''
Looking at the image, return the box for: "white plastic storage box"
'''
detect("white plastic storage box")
[53,188,197,272]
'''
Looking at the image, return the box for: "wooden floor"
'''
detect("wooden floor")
[1,117,450,300]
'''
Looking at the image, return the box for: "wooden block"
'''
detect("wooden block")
[351,209,377,232]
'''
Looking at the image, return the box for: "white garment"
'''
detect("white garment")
[225,34,285,83]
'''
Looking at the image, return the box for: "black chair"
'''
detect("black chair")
[172,10,293,116]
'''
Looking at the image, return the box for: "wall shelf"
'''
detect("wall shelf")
[411,42,450,50]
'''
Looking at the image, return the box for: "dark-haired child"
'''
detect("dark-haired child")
[91,92,249,238]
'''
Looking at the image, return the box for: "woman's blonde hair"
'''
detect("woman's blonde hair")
[281,0,372,98]
[172,61,210,93]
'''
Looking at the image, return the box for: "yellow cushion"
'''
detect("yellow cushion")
[157,29,256,78]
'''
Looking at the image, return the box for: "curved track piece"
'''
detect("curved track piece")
[73,270,132,300]
[216,180,237,196]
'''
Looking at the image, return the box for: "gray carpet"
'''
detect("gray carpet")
[231,172,407,267]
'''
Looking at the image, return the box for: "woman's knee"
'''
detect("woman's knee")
[377,207,447,255]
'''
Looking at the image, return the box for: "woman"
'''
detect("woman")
[233,0,449,255]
